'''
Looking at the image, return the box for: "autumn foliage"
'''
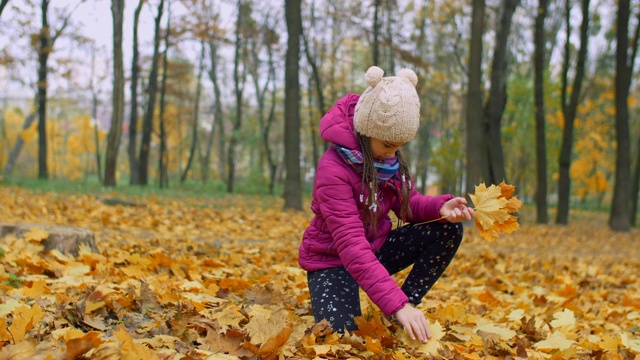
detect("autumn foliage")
[0,185,639,359]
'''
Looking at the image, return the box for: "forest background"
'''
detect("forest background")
[0,0,639,231]
[1,1,640,358]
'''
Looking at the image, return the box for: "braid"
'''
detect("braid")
[357,134,380,234]
[396,149,413,222]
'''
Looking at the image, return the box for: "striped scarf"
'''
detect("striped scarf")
[333,144,399,182]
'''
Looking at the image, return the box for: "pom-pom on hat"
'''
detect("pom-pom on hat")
[354,66,420,143]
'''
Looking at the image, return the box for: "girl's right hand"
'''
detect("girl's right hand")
[393,303,432,343]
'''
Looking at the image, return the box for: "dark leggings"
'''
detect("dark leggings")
[307,221,463,333]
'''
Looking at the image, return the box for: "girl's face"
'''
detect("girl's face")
[370,137,406,161]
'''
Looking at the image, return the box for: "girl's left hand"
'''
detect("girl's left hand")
[440,197,475,223]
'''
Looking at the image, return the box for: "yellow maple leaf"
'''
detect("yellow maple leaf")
[8,304,45,343]
[533,331,575,351]
[550,308,576,328]
[469,184,509,230]
[398,320,445,356]
[469,182,523,241]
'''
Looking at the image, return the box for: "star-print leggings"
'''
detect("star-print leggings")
[307,221,463,333]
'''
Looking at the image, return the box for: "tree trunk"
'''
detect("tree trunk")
[384,0,395,73]
[157,2,171,189]
[104,0,125,187]
[306,76,320,176]
[226,0,247,193]
[609,0,632,232]
[632,134,640,227]
[0,223,100,257]
[372,0,381,66]
[128,0,144,185]
[37,0,51,179]
[301,28,324,170]
[465,0,486,196]
[138,0,164,186]
[534,0,549,224]
[249,18,278,195]
[483,0,519,184]
[556,0,590,225]
[88,45,103,182]
[181,40,205,183]
[629,10,640,227]
[284,0,302,210]
[265,45,278,195]
[2,111,36,177]
[414,0,430,194]
[204,39,224,184]
[0,0,10,17]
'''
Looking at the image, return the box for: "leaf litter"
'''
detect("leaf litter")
[0,186,639,359]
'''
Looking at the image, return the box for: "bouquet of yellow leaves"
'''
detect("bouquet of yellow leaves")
[469,181,523,241]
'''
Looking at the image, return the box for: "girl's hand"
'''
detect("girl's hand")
[440,197,475,223]
[393,303,432,343]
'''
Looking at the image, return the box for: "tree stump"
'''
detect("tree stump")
[0,223,101,257]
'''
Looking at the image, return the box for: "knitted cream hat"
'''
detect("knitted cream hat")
[354,66,420,143]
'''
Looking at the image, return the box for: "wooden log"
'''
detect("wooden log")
[0,223,100,257]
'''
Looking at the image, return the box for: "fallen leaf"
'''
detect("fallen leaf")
[474,322,517,340]
[8,304,45,343]
[63,331,103,359]
[550,308,576,328]
[22,228,49,242]
[534,331,575,351]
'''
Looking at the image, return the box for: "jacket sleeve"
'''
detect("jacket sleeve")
[315,162,409,316]
[395,181,454,223]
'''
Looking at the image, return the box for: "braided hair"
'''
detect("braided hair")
[356,133,413,234]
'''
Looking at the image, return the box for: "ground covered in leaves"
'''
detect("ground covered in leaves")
[0,185,639,359]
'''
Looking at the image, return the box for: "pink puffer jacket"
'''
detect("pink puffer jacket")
[298,94,453,316]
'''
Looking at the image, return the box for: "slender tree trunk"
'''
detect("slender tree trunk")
[301,28,322,170]
[465,0,486,196]
[629,10,640,227]
[306,76,319,174]
[128,0,144,185]
[92,97,102,182]
[284,0,302,210]
[2,112,36,176]
[226,0,246,193]
[632,134,640,227]
[249,22,278,194]
[414,0,430,194]
[157,2,170,188]
[138,0,164,186]
[385,0,395,73]
[534,0,549,224]
[556,0,590,225]
[204,39,224,184]
[484,0,519,184]
[372,0,381,66]
[37,0,51,179]
[88,45,103,182]
[181,40,205,183]
[104,0,125,187]
[265,45,278,194]
[0,0,10,17]
[609,0,632,232]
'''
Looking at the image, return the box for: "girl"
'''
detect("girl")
[298,66,475,343]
